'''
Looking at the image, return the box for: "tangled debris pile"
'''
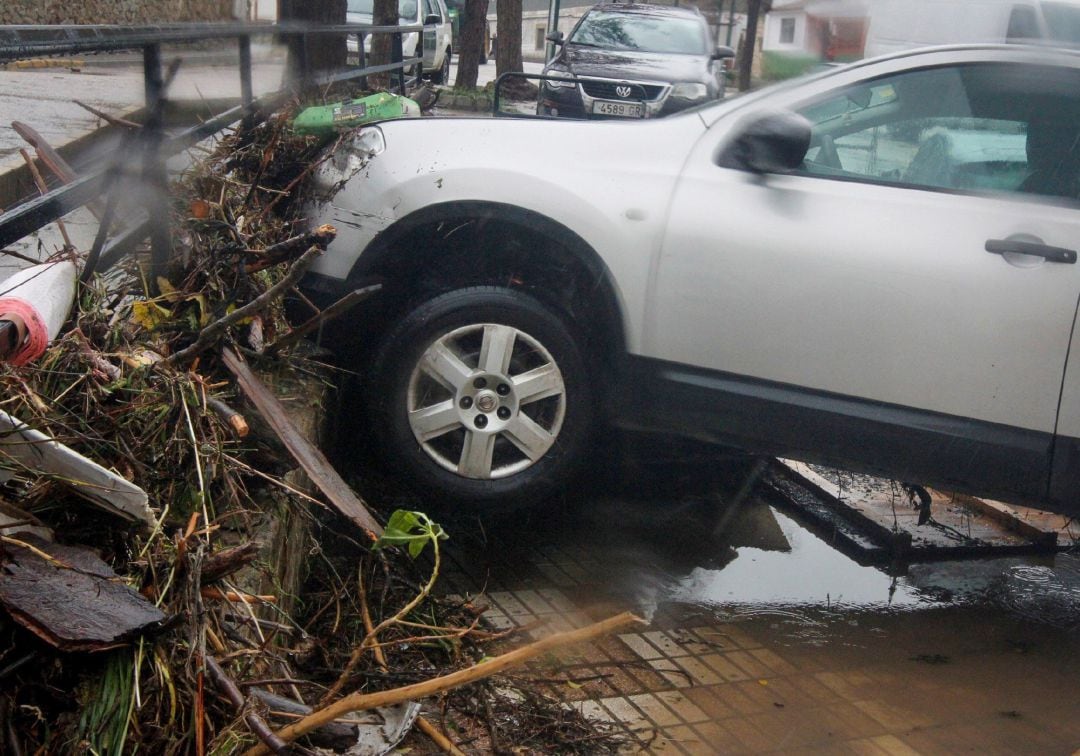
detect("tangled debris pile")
[0,102,637,754]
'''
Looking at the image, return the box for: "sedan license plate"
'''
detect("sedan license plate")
[592,99,644,118]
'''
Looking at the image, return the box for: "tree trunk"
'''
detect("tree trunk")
[495,0,522,77]
[370,0,400,89]
[737,0,764,91]
[454,0,489,89]
[278,0,347,86]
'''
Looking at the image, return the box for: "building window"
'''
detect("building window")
[536,26,546,50]
[780,17,796,44]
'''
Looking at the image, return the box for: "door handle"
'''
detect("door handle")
[985,238,1077,264]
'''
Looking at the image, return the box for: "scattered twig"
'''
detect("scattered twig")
[244,612,646,755]
[205,655,290,754]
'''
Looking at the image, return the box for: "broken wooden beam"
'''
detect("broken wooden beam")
[222,347,383,539]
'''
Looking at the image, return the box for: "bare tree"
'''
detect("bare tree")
[495,0,522,77]
[454,0,489,89]
[278,0,347,85]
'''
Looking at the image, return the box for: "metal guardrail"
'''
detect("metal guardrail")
[0,21,426,285]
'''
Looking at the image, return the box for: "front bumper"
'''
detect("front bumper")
[538,75,707,119]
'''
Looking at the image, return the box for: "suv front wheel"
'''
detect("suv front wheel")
[431,47,451,84]
[368,287,594,511]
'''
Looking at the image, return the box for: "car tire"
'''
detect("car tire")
[431,48,451,84]
[368,286,594,512]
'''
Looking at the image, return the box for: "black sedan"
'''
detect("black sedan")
[538,3,731,119]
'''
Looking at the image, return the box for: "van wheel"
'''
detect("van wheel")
[431,48,451,83]
[368,287,593,512]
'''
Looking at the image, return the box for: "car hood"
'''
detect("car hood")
[556,45,712,84]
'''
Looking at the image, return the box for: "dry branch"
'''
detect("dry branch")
[244,611,645,755]
[164,244,323,367]
[205,656,289,754]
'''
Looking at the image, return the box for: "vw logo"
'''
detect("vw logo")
[615,85,632,98]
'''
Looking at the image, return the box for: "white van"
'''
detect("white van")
[864,0,1080,58]
[346,0,454,83]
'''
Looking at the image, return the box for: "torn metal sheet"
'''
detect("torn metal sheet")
[253,689,420,754]
[0,534,166,651]
[0,410,154,525]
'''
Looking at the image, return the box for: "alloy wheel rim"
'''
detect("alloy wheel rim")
[406,323,566,480]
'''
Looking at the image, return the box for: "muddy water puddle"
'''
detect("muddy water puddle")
[440,448,1080,752]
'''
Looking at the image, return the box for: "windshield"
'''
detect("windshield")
[347,0,418,21]
[569,11,708,55]
[1042,2,1080,44]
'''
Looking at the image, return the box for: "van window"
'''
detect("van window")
[1006,6,1039,41]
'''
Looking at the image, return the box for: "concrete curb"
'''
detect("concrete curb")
[2,59,86,70]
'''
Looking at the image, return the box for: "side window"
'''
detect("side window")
[1006,6,1040,41]
[796,64,1080,200]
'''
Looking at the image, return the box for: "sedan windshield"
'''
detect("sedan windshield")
[569,11,708,55]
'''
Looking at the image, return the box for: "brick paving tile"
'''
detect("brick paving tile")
[535,562,579,587]
[535,586,576,612]
[655,690,709,724]
[786,672,846,704]
[851,698,935,732]
[598,695,648,726]
[721,715,778,751]
[597,665,652,697]
[513,588,556,615]
[682,685,738,720]
[816,704,885,743]
[843,736,896,756]
[649,659,694,689]
[486,591,533,620]
[629,693,682,728]
[731,679,786,712]
[622,662,677,693]
[575,698,614,723]
[749,706,839,750]
[709,624,763,650]
[673,655,723,686]
[691,720,748,753]
[814,670,874,700]
[746,647,799,676]
[621,633,665,661]
[724,649,775,679]
[863,734,925,755]
[597,635,642,662]
[644,630,692,658]
[664,724,710,755]
[700,652,752,682]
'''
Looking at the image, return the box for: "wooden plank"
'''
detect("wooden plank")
[0,534,166,651]
[928,488,1057,548]
[222,347,383,540]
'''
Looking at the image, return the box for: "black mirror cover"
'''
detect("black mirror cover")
[711,45,735,60]
[424,13,441,24]
[545,31,565,44]
[717,110,812,174]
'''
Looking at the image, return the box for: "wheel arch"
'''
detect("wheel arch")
[348,200,631,374]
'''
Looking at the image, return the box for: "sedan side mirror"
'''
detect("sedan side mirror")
[546,31,565,45]
[424,13,441,24]
[716,110,812,174]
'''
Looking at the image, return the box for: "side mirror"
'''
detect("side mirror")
[716,110,812,174]
[424,13,441,24]
[545,31,565,45]
[711,45,735,61]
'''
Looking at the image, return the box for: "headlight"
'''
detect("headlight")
[671,82,708,100]
[543,67,576,89]
[352,126,386,157]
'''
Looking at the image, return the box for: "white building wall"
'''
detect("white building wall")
[762,10,808,52]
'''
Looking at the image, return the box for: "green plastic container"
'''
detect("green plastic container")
[292,92,420,137]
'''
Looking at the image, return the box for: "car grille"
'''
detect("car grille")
[580,80,665,101]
